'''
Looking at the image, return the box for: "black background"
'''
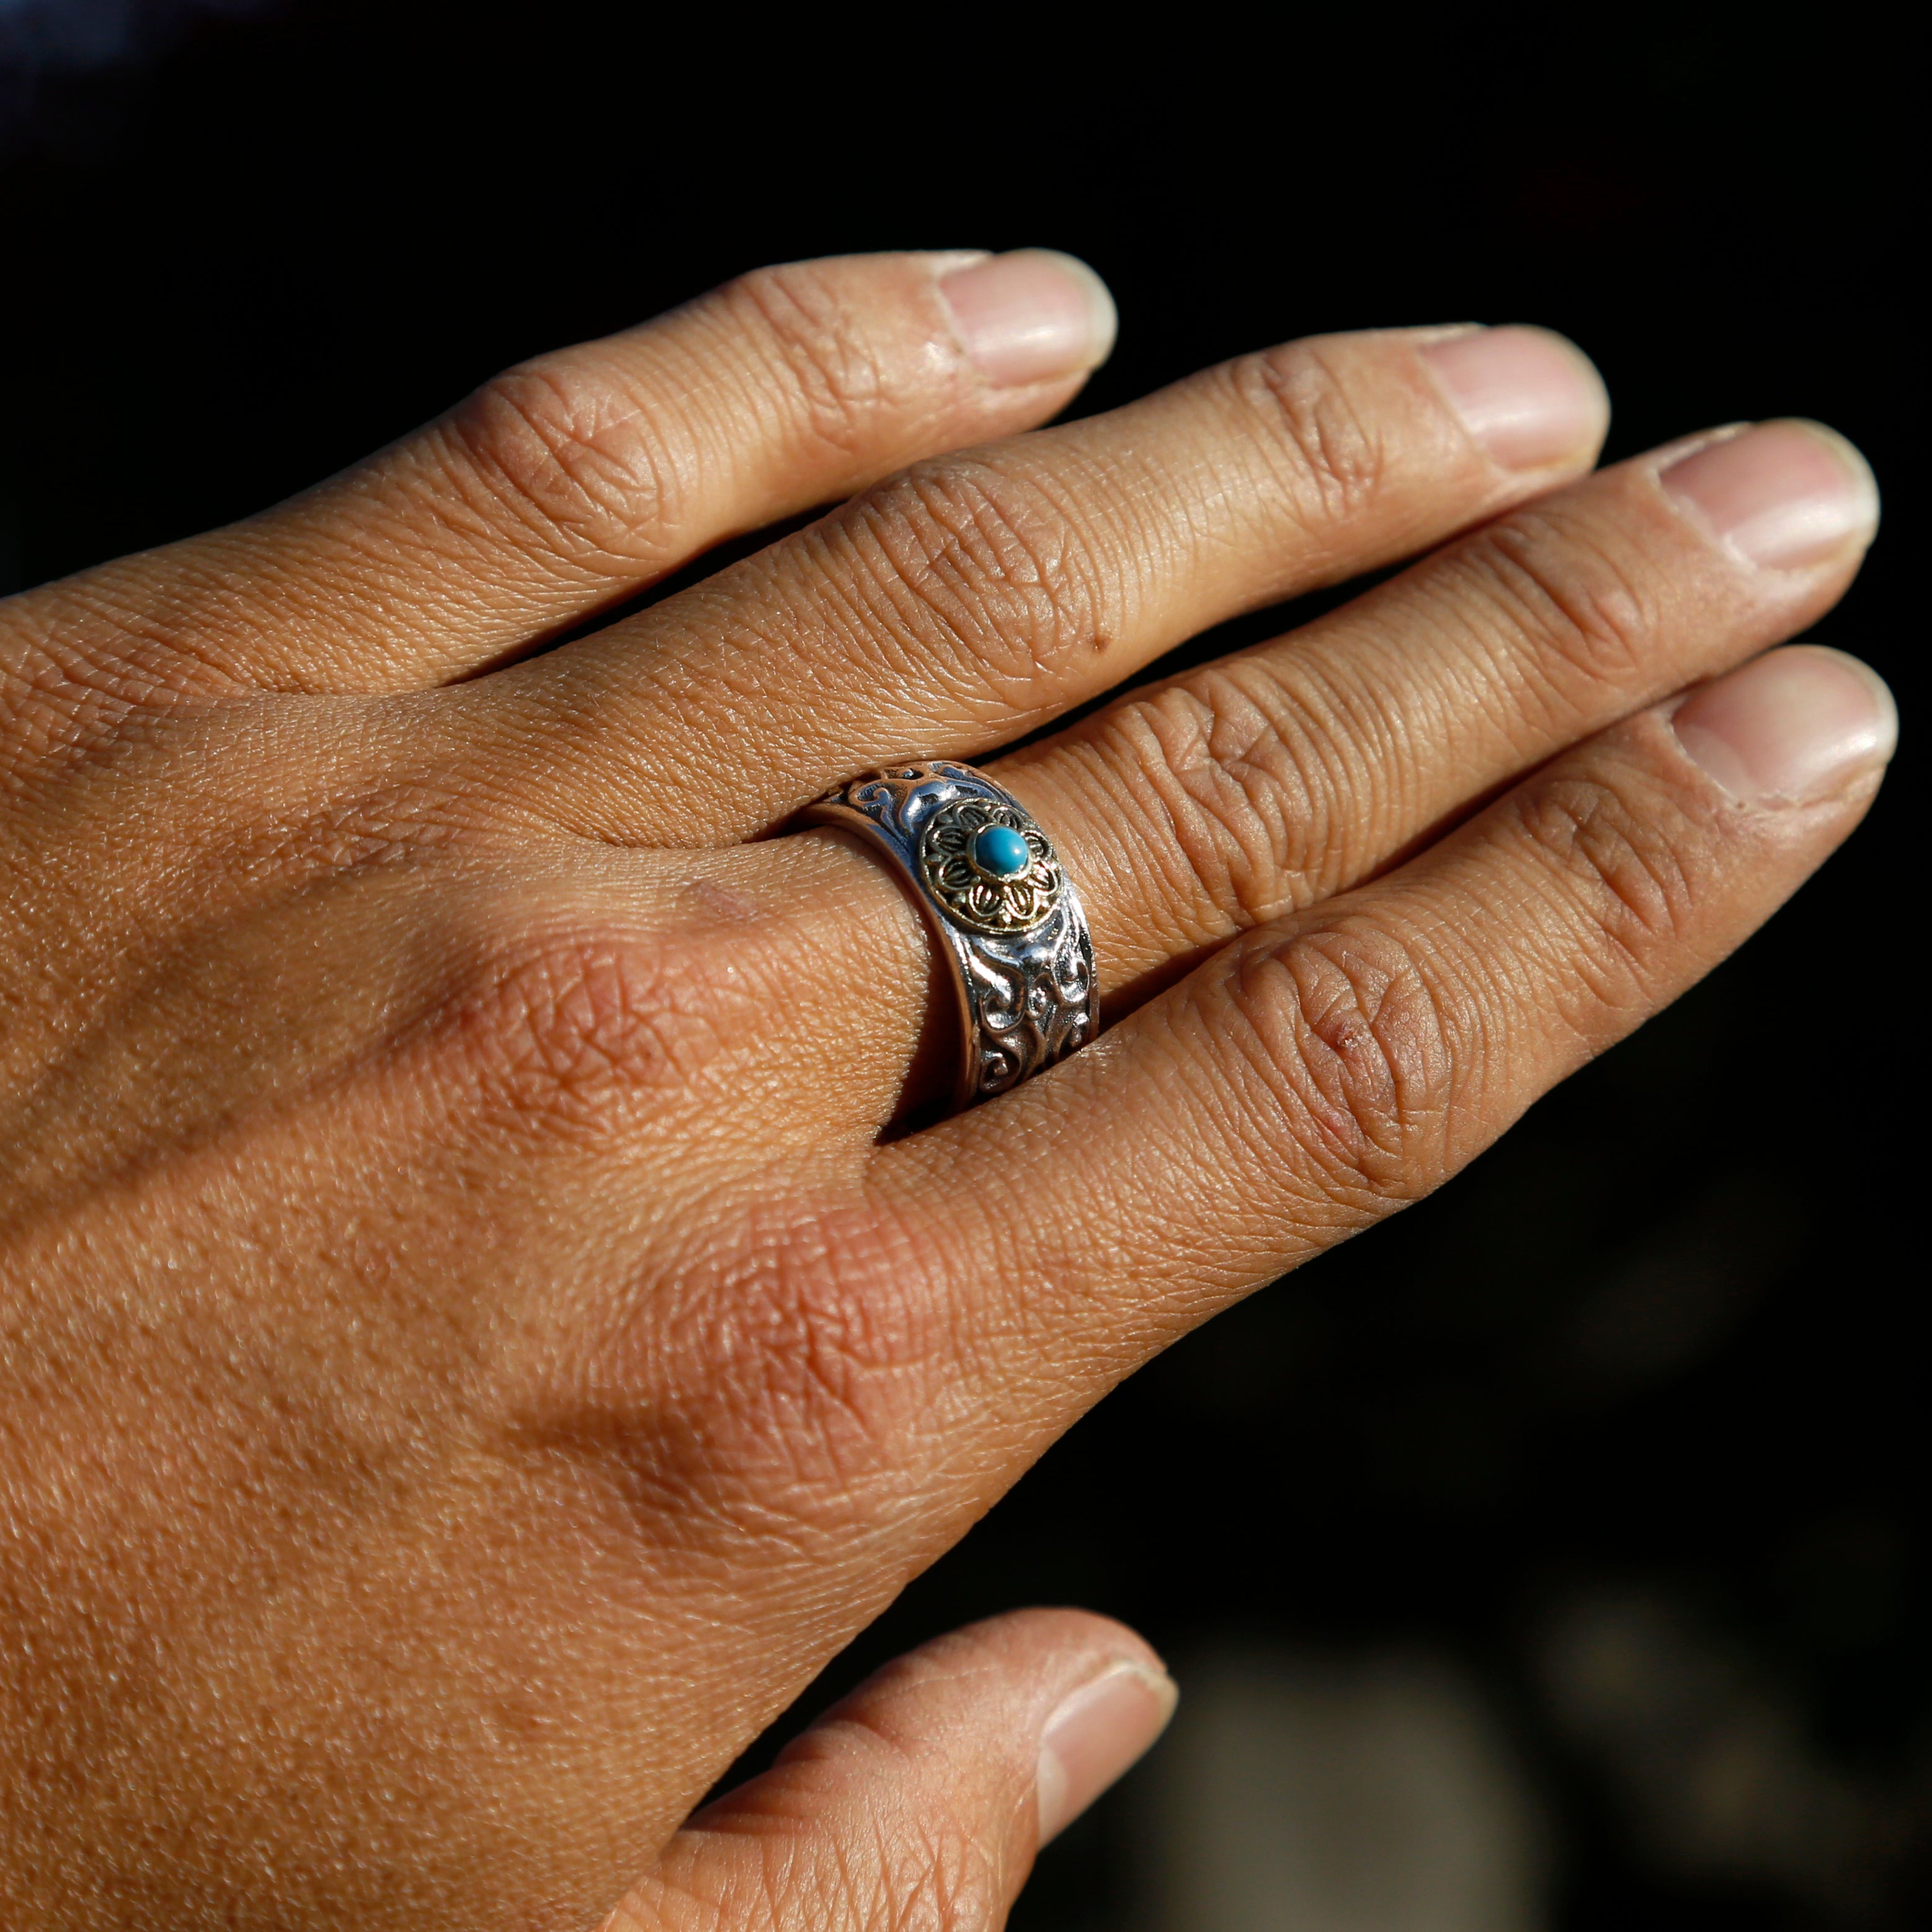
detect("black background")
[1,8,1920,1928]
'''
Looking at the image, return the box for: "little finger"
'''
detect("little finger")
[877,644,1897,1400]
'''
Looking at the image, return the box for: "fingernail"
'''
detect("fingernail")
[938,249,1118,388]
[1661,420,1879,569]
[1673,645,1897,804]
[1418,325,1608,470]
[1035,1660,1177,1843]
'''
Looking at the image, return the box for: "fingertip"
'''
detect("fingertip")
[1419,323,1610,472]
[1661,419,1880,571]
[937,247,1118,388]
[1672,642,1898,805]
[1031,249,1120,369]
[989,1603,1167,1671]
[1036,1655,1178,1843]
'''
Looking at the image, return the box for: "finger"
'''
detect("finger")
[4,251,1116,700]
[685,418,1876,1136]
[998,417,1881,999]
[484,322,1611,840]
[606,1611,1174,1932]
[883,644,1897,1386]
[514,648,1884,1839]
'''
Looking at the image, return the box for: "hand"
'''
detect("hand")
[0,248,1891,1930]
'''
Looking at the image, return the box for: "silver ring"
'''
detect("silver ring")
[803,761,1097,1111]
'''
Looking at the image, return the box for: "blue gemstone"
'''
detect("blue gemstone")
[973,824,1032,878]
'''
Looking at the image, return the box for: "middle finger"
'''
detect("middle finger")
[476,323,1609,842]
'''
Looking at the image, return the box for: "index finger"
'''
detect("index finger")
[2,251,1114,703]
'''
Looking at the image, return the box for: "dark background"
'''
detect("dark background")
[1,7,1920,1927]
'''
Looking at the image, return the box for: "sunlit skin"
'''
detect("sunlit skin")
[0,249,1893,1931]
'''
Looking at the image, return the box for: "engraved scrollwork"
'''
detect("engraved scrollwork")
[959,912,1093,1098]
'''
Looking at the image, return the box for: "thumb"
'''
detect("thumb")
[605,1608,1176,1931]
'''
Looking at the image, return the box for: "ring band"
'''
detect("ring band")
[803,761,1097,1111]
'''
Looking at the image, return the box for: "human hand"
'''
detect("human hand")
[0,248,1891,1929]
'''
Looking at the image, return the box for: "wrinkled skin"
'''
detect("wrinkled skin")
[0,249,1892,1930]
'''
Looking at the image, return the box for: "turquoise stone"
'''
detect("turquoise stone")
[973,824,1032,878]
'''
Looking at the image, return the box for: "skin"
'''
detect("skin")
[0,249,1893,1930]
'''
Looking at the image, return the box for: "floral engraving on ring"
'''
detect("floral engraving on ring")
[917,797,1063,936]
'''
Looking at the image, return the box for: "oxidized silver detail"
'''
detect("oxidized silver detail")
[802,761,1097,1110]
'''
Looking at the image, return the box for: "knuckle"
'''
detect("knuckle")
[1225,338,1391,528]
[443,356,682,568]
[1456,505,1660,695]
[1216,920,1459,1202]
[1095,664,1353,932]
[430,921,749,1139]
[834,455,1108,704]
[724,261,902,456]
[559,1206,951,1550]
[641,1198,950,1546]
[690,1212,945,1503]
[1511,769,1696,1007]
